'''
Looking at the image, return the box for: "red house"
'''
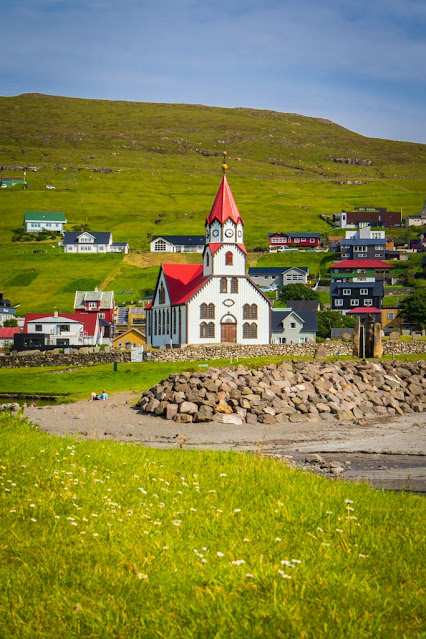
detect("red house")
[73,289,115,323]
[268,232,321,251]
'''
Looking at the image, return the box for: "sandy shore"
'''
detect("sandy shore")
[24,391,426,492]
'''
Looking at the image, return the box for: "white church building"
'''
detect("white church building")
[146,172,271,346]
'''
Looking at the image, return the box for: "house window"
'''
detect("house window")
[360,289,368,295]
[375,254,382,257]
[225,251,233,266]
[388,312,394,319]
[350,299,359,306]
[343,289,351,295]
[375,245,383,250]
[231,278,238,294]
[89,302,97,309]
[208,303,215,319]
[290,322,297,329]
[35,324,42,332]
[220,278,227,293]
[364,299,373,307]
[335,299,343,307]
[98,313,105,319]
[354,245,367,252]
[310,238,316,243]
[294,238,300,243]
[299,337,309,343]
[154,240,166,252]
[58,324,70,332]
[200,303,208,319]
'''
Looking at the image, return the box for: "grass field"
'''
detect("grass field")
[0,94,425,313]
[1,413,424,638]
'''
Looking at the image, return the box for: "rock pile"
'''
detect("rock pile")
[139,360,426,425]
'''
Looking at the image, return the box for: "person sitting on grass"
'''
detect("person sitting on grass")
[89,390,108,401]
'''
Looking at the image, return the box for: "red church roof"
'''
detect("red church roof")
[206,175,244,226]
[331,260,393,269]
[163,264,209,304]
[208,242,247,255]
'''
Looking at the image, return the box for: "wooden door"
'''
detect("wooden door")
[221,323,237,343]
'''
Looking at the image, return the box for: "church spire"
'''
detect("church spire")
[206,153,244,226]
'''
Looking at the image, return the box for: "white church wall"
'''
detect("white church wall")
[211,246,246,275]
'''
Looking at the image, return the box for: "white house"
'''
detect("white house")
[271,308,317,344]
[150,235,206,253]
[146,173,271,346]
[23,311,105,347]
[344,226,386,240]
[248,267,309,289]
[61,231,129,254]
[24,211,67,233]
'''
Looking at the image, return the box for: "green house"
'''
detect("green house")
[0,177,26,187]
[24,211,67,233]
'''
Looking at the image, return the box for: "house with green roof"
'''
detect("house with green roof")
[24,211,67,233]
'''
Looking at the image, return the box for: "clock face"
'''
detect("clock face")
[212,229,219,237]
[225,229,233,238]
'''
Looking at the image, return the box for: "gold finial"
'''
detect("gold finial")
[222,150,228,174]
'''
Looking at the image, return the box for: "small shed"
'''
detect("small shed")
[112,327,146,349]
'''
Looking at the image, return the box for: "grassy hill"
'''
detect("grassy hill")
[1,93,425,312]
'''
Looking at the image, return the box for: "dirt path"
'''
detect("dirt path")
[24,392,426,492]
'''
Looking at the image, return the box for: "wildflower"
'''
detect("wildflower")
[231,559,245,566]
[326,511,333,515]
[243,538,250,543]
[317,527,323,532]
[245,574,255,579]
[292,559,302,564]
[345,499,353,504]
[201,559,207,564]
[217,552,224,557]
[30,518,37,522]
[278,570,291,579]
[220,473,227,477]
[234,509,241,513]
[209,490,216,493]
[93,533,99,537]
[29,504,36,508]
[9,509,16,513]
[54,515,60,519]
[281,560,296,568]
[172,520,182,526]
[359,554,368,558]
[275,537,282,542]
[190,508,197,512]
[137,573,148,580]
[336,529,343,533]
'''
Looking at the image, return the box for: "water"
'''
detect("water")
[0,395,66,407]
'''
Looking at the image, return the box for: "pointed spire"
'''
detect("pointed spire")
[206,155,244,226]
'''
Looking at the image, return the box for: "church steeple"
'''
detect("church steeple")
[203,153,246,277]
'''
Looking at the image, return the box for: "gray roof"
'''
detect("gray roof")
[271,309,318,333]
[63,231,112,244]
[340,238,386,246]
[248,267,308,276]
[74,290,114,309]
[330,281,384,296]
[286,300,320,312]
[27,316,81,324]
[152,235,206,245]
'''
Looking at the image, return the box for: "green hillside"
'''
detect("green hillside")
[0,93,425,312]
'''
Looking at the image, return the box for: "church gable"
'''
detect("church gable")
[152,269,171,307]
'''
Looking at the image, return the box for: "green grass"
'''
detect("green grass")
[0,93,425,313]
[0,414,424,638]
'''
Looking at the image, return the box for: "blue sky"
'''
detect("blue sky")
[1,0,426,143]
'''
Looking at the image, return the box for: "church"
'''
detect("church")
[146,163,271,347]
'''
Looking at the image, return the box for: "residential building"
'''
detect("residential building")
[146,171,271,347]
[330,260,395,285]
[271,308,317,344]
[17,311,106,350]
[0,292,16,325]
[129,307,146,328]
[61,231,129,254]
[340,238,386,260]
[0,327,21,347]
[24,211,67,233]
[286,300,321,313]
[330,281,384,315]
[268,232,320,251]
[333,207,402,228]
[405,201,426,227]
[247,267,309,289]
[344,226,386,240]
[381,308,403,335]
[74,289,115,324]
[150,235,206,253]
[112,327,146,349]
[0,177,26,188]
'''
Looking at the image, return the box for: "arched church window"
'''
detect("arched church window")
[208,322,215,338]
[220,278,228,293]
[206,253,210,267]
[243,322,250,339]
[225,251,233,266]
[159,283,166,305]
[243,304,250,319]
[231,278,238,294]
[250,304,258,319]
[250,323,258,338]
[200,322,208,338]
[200,303,208,319]
[208,303,215,319]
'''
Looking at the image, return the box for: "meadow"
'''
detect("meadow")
[1,413,424,638]
[1,94,426,313]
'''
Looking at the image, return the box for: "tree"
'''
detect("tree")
[3,318,18,327]
[278,283,319,303]
[317,310,355,339]
[398,289,426,332]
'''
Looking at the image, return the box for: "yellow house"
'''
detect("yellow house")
[112,327,146,349]
[381,308,403,334]
[129,306,146,327]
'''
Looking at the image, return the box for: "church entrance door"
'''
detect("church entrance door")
[221,321,237,343]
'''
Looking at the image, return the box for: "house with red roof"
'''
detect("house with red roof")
[146,166,271,346]
[0,327,21,347]
[15,311,105,350]
[330,259,395,285]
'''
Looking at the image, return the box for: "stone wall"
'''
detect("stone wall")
[0,351,131,369]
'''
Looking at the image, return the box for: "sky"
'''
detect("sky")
[1,0,426,143]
